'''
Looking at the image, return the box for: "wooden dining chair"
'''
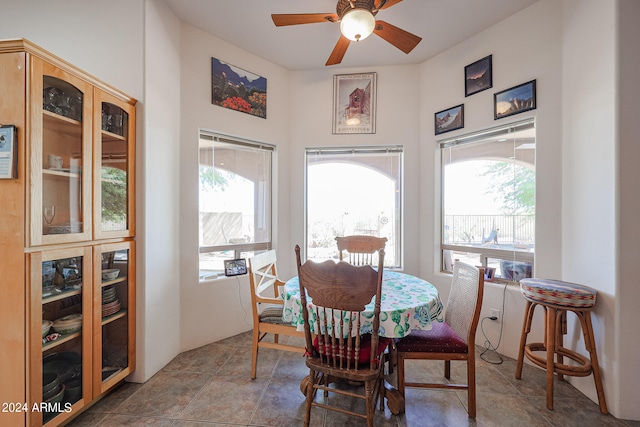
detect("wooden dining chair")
[335,235,387,266]
[395,261,485,418]
[295,245,389,427]
[247,250,305,379]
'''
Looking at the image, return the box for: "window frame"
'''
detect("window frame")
[198,131,275,278]
[438,119,535,282]
[304,145,404,268]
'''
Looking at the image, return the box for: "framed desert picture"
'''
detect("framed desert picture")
[494,80,537,120]
[434,104,464,135]
[333,72,377,134]
[211,57,267,119]
[465,55,492,97]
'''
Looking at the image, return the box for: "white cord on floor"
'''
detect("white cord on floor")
[479,281,508,364]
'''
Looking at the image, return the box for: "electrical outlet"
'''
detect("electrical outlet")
[490,308,500,322]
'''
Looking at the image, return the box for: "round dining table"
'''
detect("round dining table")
[282,270,444,338]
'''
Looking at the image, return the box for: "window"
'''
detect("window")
[305,146,403,268]
[440,119,535,282]
[198,132,274,280]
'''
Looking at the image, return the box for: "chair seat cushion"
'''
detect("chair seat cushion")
[313,334,391,364]
[395,322,467,354]
[259,304,285,324]
[520,278,597,309]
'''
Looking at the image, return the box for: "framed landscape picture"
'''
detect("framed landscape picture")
[434,104,464,135]
[465,55,492,97]
[494,80,536,120]
[333,72,377,134]
[211,57,267,119]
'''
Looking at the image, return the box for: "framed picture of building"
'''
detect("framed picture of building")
[333,72,377,134]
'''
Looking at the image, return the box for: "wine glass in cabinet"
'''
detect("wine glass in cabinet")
[29,247,92,427]
[29,58,92,247]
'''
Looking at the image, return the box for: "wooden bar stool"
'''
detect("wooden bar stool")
[515,278,607,414]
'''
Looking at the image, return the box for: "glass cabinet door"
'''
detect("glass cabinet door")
[93,89,135,239]
[93,241,135,395]
[30,247,92,427]
[30,58,93,247]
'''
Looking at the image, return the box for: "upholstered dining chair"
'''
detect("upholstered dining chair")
[247,250,305,379]
[295,245,389,427]
[335,235,387,266]
[395,261,485,418]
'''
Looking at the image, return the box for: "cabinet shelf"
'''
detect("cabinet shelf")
[101,276,126,287]
[42,169,81,179]
[102,130,126,142]
[42,288,82,304]
[42,331,81,352]
[101,309,126,325]
[43,110,82,136]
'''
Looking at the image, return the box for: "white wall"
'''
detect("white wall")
[0,0,143,97]
[561,0,618,410]
[177,24,292,350]
[417,0,563,363]
[132,0,182,382]
[286,66,422,277]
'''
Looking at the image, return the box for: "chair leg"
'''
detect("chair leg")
[579,310,609,414]
[397,353,406,397]
[467,354,476,418]
[545,306,557,410]
[516,300,534,379]
[304,370,316,427]
[251,328,260,379]
[365,380,374,427]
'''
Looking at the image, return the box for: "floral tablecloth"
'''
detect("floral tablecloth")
[282,271,444,338]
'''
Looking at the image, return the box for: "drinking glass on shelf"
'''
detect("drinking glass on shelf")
[43,206,55,226]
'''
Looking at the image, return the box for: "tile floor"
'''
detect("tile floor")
[68,332,638,427]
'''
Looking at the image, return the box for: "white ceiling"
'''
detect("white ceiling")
[162,0,539,71]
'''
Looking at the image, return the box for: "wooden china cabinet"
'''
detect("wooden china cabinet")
[0,39,136,427]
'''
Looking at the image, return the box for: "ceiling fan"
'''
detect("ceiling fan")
[272,0,422,66]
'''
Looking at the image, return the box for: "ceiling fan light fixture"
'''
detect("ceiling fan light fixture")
[340,8,375,41]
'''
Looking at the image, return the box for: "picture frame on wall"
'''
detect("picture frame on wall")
[494,80,536,120]
[333,72,377,134]
[434,104,464,135]
[465,55,493,97]
[211,57,267,119]
[0,125,17,179]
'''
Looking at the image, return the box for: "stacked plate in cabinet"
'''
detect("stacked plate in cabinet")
[101,286,121,317]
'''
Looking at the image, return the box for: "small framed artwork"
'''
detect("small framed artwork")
[434,104,464,135]
[333,72,377,134]
[494,80,536,120]
[224,259,247,277]
[465,55,493,97]
[211,57,267,119]
[0,125,17,179]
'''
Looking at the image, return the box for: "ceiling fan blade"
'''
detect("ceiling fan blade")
[376,0,403,10]
[326,35,351,66]
[272,13,339,27]
[373,20,422,54]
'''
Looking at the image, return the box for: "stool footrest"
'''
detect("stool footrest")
[525,343,593,377]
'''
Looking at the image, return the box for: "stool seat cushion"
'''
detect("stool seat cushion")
[520,278,597,308]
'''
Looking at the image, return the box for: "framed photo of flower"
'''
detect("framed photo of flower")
[211,57,267,119]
